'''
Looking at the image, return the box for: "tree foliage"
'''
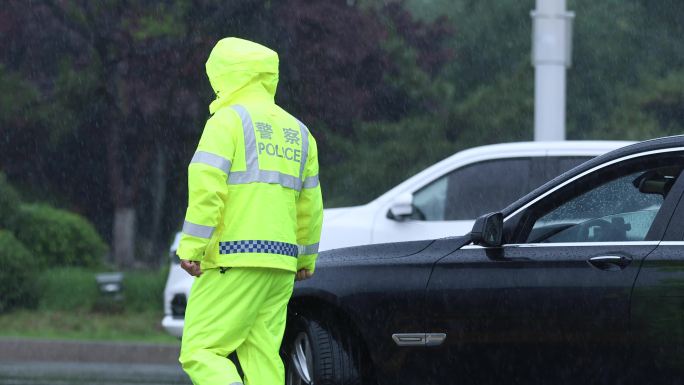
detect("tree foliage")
[0,172,21,230]
[0,0,452,264]
[0,230,38,313]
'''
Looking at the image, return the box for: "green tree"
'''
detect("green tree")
[602,70,684,140]
[0,172,21,230]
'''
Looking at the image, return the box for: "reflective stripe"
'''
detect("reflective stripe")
[182,220,215,239]
[297,120,309,180]
[230,105,260,172]
[228,104,309,191]
[219,240,299,257]
[302,175,319,188]
[229,169,302,190]
[298,243,319,255]
[190,151,231,175]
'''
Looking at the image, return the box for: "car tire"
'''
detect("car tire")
[284,314,370,385]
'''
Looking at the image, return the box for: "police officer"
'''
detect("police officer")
[177,37,323,385]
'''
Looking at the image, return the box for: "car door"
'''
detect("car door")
[423,151,684,385]
[630,179,684,384]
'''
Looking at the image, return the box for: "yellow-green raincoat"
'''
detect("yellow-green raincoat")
[178,37,323,385]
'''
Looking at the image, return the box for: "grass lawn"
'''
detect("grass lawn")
[0,309,179,344]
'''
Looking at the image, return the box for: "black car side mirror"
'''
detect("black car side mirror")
[470,212,503,247]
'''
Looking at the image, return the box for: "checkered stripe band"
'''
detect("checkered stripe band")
[219,240,299,257]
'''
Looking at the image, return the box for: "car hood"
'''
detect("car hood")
[316,239,435,266]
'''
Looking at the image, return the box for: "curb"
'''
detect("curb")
[0,362,191,385]
[0,338,181,364]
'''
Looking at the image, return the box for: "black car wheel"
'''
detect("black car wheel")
[285,314,368,385]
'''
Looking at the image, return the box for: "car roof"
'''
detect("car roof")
[502,135,684,218]
[452,140,633,157]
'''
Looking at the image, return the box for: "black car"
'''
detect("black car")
[284,136,684,385]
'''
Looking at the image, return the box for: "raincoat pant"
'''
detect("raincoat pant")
[179,267,295,385]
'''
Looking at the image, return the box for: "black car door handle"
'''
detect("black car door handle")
[588,255,632,271]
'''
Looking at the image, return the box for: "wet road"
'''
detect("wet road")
[0,362,192,385]
[0,338,191,385]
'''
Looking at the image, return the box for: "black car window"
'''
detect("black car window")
[523,157,684,244]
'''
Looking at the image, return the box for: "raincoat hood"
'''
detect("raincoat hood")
[206,37,279,114]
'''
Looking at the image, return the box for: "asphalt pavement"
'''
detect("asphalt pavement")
[0,338,192,385]
[0,362,191,385]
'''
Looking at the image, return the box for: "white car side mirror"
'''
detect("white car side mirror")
[388,192,414,220]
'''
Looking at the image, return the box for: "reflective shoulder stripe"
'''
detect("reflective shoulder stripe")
[296,119,309,181]
[227,104,310,191]
[230,105,259,172]
[190,151,232,175]
[298,243,319,255]
[302,175,319,189]
[182,220,215,239]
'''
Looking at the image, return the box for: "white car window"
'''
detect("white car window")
[413,158,533,221]
[446,158,532,220]
[412,176,447,220]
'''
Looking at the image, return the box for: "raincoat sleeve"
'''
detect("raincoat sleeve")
[176,113,237,262]
[296,135,323,273]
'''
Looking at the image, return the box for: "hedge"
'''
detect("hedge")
[123,268,168,313]
[37,268,100,311]
[34,267,167,313]
[13,203,108,268]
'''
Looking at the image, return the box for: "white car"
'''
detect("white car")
[162,231,186,337]
[162,140,632,337]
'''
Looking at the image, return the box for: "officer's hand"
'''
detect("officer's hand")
[295,269,313,281]
[181,260,202,277]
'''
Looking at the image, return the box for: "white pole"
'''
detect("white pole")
[531,0,574,141]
